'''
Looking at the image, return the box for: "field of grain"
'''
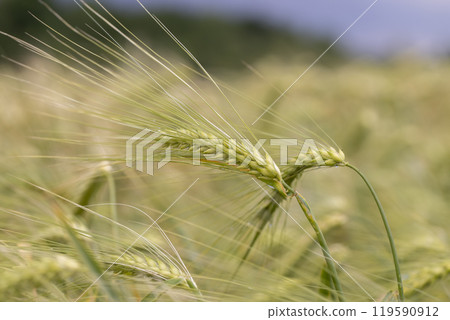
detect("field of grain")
[0,2,449,302]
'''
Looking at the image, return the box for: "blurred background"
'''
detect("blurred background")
[0,0,449,301]
[105,0,450,57]
[2,0,450,61]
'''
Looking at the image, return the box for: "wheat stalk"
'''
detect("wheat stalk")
[105,251,197,290]
[151,127,349,299]
[146,128,347,197]
[148,128,283,190]
[0,0,406,302]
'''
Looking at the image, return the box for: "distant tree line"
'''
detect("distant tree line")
[0,0,342,69]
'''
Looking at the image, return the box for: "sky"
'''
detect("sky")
[71,0,450,57]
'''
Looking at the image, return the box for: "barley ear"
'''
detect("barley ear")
[403,260,450,298]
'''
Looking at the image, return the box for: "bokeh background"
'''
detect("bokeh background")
[0,0,449,301]
[3,0,450,58]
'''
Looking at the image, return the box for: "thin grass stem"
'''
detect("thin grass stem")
[293,191,345,302]
[63,221,121,301]
[345,163,404,301]
[282,181,344,302]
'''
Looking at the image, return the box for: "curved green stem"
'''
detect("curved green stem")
[282,181,345,302]
[345,163,404,302]
[295,192,345,302]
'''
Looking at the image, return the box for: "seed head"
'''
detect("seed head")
[153,129,286,195]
